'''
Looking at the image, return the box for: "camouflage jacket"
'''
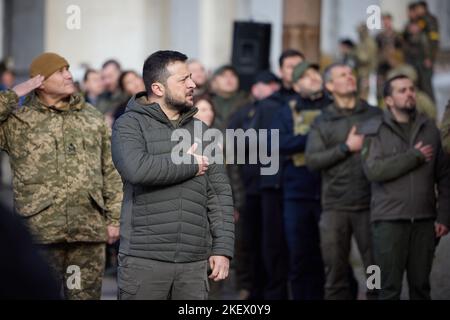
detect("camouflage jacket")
[0,90,123,244]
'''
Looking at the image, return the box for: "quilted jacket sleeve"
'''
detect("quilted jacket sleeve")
[205,161,235,259]
[111,114,199,186]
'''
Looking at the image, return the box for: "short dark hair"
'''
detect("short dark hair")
[408,2,418,10]
[102,59,121,70]
[212,65,238,78]
[416,1,428,10]
[340,38,355,49]
[383,74,411,98]
[83,68,98,82]
[278,49,305,68]
[142,50,188,95]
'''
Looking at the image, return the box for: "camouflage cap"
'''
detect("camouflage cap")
[29,52,70,79]
[292,61,320,83]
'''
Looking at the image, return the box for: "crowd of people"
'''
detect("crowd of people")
[0,1,449,301]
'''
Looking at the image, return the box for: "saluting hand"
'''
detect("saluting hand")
[12,75,45,98]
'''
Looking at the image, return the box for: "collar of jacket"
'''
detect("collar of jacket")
[322,99,371,120]
[382,108,428,143]
[126,91,199,127]
[294,91,332,111]
[25,92,85,113]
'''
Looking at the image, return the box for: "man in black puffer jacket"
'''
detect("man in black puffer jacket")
[112,51,234,300]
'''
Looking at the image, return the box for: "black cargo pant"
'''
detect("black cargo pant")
[319,209,376,300]
[117,254,209,300]
[372,219,436,300]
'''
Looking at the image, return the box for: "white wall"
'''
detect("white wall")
[198,0,282,74]
[45,0,164,80]
[169,0,200,59]
[248,0,283,72]
[199,0,238,72]
[321,0,381,58]
[43,0,284,80]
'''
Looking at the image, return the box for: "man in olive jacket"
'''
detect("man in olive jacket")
[361,75,450,300]
[305,63,381,299]
[111,51,234,300]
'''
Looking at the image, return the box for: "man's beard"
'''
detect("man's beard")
[165,91,190,112]
[301,88,323,100]
[395,103,417,116]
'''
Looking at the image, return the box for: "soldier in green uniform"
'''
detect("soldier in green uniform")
[404,1,439,102]
[0,52,123,299]
[415,1,440,64]
[403,19,434,102]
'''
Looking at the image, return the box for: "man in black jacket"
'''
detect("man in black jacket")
[111,51,234,300]
[362,75,450,299]
[305,63,381,299]
[272,61,329,300]
[228,71,287,300]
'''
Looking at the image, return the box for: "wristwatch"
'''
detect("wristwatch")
[339,143,351,155]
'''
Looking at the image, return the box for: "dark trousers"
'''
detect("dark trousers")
[320,209,375,300]
[284,198,325,300]
[372,219,436,300]
[261,189,288,300]
[418,64,435,102]
[241,194,265,299]
[117,254,209,300]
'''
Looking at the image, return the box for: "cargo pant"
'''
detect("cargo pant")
[319,209,376,300]
[372,219,436,300]
[117,254,210,300]
[38,242,106,300]
[284,198,324,300]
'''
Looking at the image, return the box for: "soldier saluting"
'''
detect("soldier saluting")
[0,52,123,299]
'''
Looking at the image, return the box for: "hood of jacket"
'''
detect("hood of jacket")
[125,92,198,127]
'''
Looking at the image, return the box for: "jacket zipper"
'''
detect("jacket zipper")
[409,121,424,223]
[174,120,182,262]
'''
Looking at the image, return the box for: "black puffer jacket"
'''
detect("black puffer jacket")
[112,93,234,262]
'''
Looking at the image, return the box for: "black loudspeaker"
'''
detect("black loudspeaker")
[232,21,271,91]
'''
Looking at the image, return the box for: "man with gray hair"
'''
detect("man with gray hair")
[305,63,381,299]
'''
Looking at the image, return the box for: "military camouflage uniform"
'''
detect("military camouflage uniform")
[0,89,123,299]
[417,13,440,63]
[403,20,435,101]
[96,90,129,114]
[356,27,378,100]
